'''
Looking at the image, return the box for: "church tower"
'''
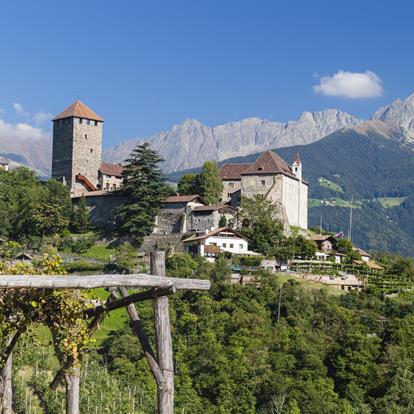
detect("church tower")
[51,100,103,194]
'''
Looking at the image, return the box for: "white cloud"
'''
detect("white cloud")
[0,119,49,142]
[32,111,53,126]
[13,102,52,126]
[313,70,383,98]
[13,102,30,117]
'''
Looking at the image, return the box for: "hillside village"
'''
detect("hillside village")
[40,99,393,293]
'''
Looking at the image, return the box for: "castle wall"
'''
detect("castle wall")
[221,179,242,202]
[52,117,102,193]
[52,118,74,185]
[280,175,308,229]
[72,193,126,230]
[72,119,103,192]
[241,174,284,200]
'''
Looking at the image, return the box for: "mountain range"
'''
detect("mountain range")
[103,110,361,172]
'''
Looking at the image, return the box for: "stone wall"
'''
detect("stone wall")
[72,192,125,230]
[52,117,103,193]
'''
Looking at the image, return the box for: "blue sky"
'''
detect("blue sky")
[1,0,414,147]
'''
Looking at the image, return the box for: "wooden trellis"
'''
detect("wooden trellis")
[0,250,210,414]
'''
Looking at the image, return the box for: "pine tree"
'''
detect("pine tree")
[115,143,170,244]
[198,161,223,205]
[72,195,90,233]
[177,173,199,195]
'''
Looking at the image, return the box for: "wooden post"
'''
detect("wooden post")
[65,368,80,414]
[151,251,174,414]
[1,352,12,414]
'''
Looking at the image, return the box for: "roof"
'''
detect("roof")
[53,99,104,122]
[182,227,247,243]
[242,150,293,176]
[99,162,123,177]
[164,194,204,204]
[311,234,335,242]
[192,204,236,213]
[356,247,370,257]
[293,152,302,165]
[220,164,250,180]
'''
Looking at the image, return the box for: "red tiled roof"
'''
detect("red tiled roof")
[220,164,250,180]
[99,162,123,177]
[193,204,236,213]
[164,194,204,204]
[242,150,293,176]
[182,227,246,242]
[53,99,104,122]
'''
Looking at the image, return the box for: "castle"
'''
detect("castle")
[220,151,308,229]
[52,100,308,231]
[51,100,123,195]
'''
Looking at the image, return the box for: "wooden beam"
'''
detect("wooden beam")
[84,285,176,318]
[118,287,167,390]
[0,352,12,414]
[151,251,174,414]
[65,368,80,414]
[0,328,24,371]
[0,274,210,290]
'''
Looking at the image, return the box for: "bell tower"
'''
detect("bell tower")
[51,100,103,194]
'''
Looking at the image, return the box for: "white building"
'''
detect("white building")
[0,157,9,171]
[182,227,259,262]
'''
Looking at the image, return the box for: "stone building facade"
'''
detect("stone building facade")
[220,150,308,230]
[52,100,124,196]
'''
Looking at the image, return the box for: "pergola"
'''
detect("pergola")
[0,251,210,414]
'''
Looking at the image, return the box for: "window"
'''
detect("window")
[229,182,235,188]
[295,167,298,172]
[261,179,266,186]
[95,121,98,126]
[79,118,83,124]
[222,243,227,248]
[90,148,93,154]
[239,244,243,249]
[85,134,88,139]
[227,193,232,198]
[86,119,91,125]
[230,243,234,248]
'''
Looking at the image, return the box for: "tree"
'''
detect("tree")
[291,235,317,259]
[238,195,287,257]
[71,196,90,233]
[198,161,223,205]
[115,143,170,244]
[177,173,199,195]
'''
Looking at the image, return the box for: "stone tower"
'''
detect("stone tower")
[51,100,104,194]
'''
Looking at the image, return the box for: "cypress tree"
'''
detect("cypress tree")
[115,143,170,244]
[199,161,224,205]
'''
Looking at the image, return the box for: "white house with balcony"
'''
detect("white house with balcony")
[182,227,259,262]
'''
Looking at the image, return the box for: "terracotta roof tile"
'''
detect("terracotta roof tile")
[193,204,236,213]
[242,150,293,176]
[99,162,123,177]
[220,164,250,180]
[293,152,302,165]
[164,194,204,203]
[53,99,104,122]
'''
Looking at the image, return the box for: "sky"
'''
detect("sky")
[1,0,414,148]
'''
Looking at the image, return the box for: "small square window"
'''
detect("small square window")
[79,118,83,124]
[86,119,91,125]
[261,180,266,186]
[239,244,243,249]
[230,243,234,248]
[223,243,226,248]
[229,182,235,188]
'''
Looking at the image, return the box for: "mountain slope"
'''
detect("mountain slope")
[104,110,361,172]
